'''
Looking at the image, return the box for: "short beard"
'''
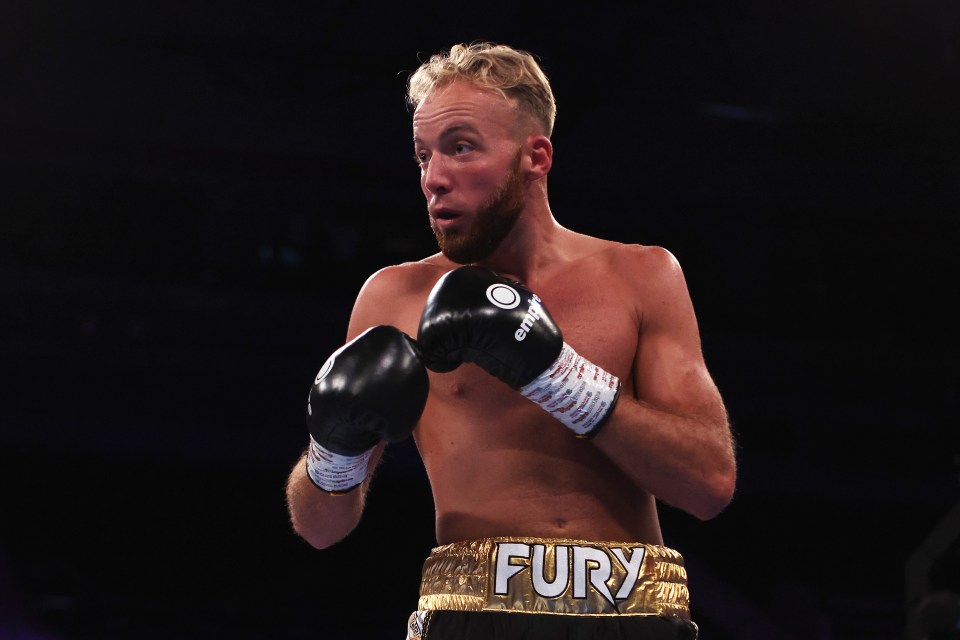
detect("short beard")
[430,158,525,264]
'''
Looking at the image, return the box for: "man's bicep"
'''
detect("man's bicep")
[633,329,719,413]
[631,260,720,417]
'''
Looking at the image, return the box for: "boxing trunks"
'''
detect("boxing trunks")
[405,537,699,639]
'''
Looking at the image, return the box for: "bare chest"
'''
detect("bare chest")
[537,278,638,380]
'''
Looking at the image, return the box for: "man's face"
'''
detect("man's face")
[412,81,527,263]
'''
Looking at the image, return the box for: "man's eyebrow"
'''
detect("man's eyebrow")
[442,124,479,136]
[413,123,480,144]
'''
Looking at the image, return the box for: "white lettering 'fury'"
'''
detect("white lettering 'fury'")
[493,542,647,610]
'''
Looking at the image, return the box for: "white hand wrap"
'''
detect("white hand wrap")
[305,435,374,494]
[519,342,621,437]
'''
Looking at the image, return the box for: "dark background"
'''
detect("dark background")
[2,1,959,638]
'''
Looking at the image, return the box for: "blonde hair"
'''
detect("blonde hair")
[406,41,557,137]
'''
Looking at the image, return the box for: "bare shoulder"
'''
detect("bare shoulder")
[571,236,684,285]
[357,260,443,297]
[605,242,681,273]
[601,243,700,334]
[348,257,452,338]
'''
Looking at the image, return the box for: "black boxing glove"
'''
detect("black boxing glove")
[417,266,620,437]
[305,325,428,493]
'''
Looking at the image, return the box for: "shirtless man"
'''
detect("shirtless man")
[285,42,736,640]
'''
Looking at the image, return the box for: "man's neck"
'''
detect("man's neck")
[473,211,570,286]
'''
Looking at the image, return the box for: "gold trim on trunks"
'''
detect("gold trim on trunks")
[417,537,690,618]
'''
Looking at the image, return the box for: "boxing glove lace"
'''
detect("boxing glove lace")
[305,325,429,493]
[417,266,620,437]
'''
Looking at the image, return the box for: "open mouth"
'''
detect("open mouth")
[431,206,460,220]
[431,209,463,229]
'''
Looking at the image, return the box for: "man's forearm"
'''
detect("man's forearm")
[285,453,370,549]
[592,398,736,521]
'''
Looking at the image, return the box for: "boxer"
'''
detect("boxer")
[286,41,736,639]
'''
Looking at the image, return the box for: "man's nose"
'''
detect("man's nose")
[422,156,451,195]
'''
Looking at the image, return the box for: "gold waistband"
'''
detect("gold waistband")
[418,537,690,618]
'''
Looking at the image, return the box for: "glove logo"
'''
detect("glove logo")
[314,356,335,385]
[486,283,521,310]
[309,353,337,416]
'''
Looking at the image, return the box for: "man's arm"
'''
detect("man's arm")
[591,246,735,520]
[285,266,425,549]
[285,446,383,549]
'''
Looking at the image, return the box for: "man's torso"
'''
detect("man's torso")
[360,239,664,545]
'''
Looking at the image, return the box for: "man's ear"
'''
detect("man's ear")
[523,134,553,180]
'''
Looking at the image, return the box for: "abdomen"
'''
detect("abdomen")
[414,366,662,545]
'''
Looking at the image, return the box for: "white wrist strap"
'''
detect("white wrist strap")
[520,342,621,437]
[305,436,373,494]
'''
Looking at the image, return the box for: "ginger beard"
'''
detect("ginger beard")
[430,154,525,264]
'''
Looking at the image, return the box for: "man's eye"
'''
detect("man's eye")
[414,152,428,165]
[454,144,471,154]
